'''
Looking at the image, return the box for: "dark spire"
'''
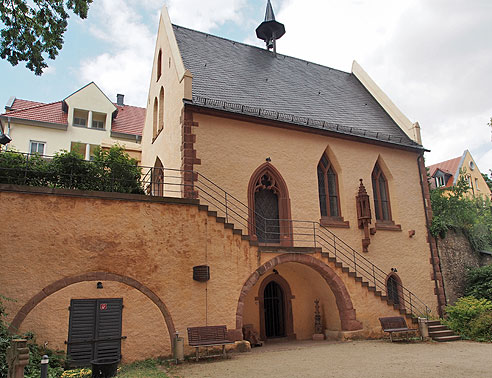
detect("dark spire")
[256,0,285,53]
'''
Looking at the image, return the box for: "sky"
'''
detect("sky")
[0,0,491,172]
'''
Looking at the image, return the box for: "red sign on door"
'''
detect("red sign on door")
[100,303,107,311]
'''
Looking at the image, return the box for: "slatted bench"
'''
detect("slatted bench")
[379,316,418,342]
[187,325,235,361]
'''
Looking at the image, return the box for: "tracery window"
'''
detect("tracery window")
[317,154,340,218]
[372,162,391,221]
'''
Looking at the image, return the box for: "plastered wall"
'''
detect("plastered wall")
[193,113,438,315]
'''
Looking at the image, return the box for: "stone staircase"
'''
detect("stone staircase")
[197,203,424,325]
[427,320,461,342]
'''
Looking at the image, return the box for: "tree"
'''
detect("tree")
[483,171,492,191]
[0,0,93,75]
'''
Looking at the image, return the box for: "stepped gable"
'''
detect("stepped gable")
[173,24,421,149]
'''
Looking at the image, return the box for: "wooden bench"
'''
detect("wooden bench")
[379,316,417,342]
[187,325,235,361]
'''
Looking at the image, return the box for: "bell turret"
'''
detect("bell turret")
[256,0,285,53]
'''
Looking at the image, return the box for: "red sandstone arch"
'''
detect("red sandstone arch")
[8,272,176,346]
[236,254,362,332]
[247,162,293,246]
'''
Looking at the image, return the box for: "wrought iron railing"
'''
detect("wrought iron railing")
[0,151,431,318]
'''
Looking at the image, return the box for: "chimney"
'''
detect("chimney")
[116,94,124,106]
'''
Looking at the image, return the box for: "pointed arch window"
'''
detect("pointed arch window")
[372,162,391,222]
[248,163,293,247]
[156,49,162,80]
[158,87,164,132]
[317,154,340,218]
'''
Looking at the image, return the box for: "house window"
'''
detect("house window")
[317,154,340,217]
[475,178,479,191]
[372,163,392,221]
[71,142,87,158]
[435,175,445,188]
[73,109,89,127]
[91,112,106,130]
[30,141,45,155]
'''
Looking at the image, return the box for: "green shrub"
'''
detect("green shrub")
[444,296,492,341]
[61,368,92,378]
[0,296,65,378]
[465,264,492,301]
[0,146,144,194]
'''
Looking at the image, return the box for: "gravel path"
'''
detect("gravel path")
[174,340,492,378]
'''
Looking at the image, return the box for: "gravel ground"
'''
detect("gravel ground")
[174,339,492,378]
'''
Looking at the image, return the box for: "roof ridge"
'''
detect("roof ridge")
[1,100,62,116]
[172,24,351,76]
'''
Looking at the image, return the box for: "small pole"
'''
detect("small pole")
[40,355,49,378]
[225,192,228,223]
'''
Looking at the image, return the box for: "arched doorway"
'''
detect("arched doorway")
[256,274,295,340]
[264,281,285,337]
[152,157,164,196]
[237,254,362,333]
[386,273,404,309]
[248,163,293,246]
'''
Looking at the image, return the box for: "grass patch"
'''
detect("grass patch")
[117,359,171,378]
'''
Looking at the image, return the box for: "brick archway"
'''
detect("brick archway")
[236,254,362,332]
[8,272,176,346]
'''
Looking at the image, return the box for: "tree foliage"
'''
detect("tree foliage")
[0,145,144,194]
[0,0,93,75]
[483,171,492,191]
[430,173,492,252]
[465,264,492,302]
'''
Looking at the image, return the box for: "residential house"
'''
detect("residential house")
[428,150,492,199]
[0,82,145,163]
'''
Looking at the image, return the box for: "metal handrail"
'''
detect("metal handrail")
[0,151,431,318]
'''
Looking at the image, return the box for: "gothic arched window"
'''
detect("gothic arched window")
[248,163,292,246]
[372,162,391,221]
[317,154,340,218]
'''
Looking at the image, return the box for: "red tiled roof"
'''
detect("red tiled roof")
[8,98,44,111]
[1,99,145,136]
[112,104,145,136]
[2,101,68,125]
[427,156,462,188]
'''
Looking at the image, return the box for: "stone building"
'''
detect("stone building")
[1,3,445,365]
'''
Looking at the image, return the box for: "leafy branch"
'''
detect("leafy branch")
[0,0,93,75]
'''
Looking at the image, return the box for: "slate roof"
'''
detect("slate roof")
[1,98,144,136]
[173,25,421,149]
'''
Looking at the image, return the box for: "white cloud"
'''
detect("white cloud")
[78,0,160,107]
[166,0,247,32]
[275,0,492,170]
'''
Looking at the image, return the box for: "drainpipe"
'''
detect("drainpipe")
[417,153,446,317]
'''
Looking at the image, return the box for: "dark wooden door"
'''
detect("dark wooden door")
[264,281,285,338]
[255,188,280,243]
[387,276,400,305]
[67,298,123,366]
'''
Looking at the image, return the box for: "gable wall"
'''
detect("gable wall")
[140,11,187,171]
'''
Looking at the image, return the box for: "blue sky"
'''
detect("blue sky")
[1,0,491,171]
